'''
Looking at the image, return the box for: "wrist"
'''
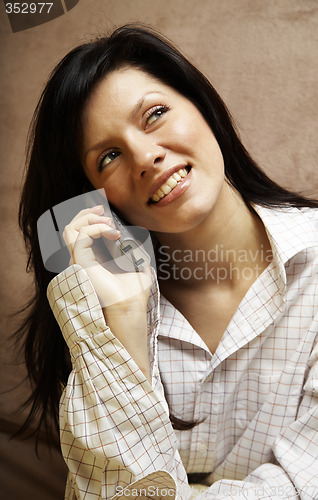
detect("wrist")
[104,295,148,318]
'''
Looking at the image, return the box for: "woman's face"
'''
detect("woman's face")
[81,66,226,233]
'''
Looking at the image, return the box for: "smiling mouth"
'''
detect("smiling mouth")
[148,166,191,204]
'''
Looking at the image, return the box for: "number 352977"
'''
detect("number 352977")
[5,3,53,14]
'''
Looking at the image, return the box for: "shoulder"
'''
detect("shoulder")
[254,204,318,254]
[283,207,318,292]
[275,205,318,227]
[298,206,318,229]
[294,206,318,249]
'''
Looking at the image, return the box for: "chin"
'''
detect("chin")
[156,211,212,235]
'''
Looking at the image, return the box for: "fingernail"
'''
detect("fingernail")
[93,205,104,212]
[102,229,120,239]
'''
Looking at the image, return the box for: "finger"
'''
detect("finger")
[72,214,113,232]
[76,223,120,250]
[63,214,113,247]
[71,204,105,223]
[71,224,119,267]
[64,217,118,263]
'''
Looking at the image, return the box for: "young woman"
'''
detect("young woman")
[18,25,318,499]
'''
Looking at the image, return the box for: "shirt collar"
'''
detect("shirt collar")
[253,204,318,295]
[152,205,318,350]
[253,204,318,265]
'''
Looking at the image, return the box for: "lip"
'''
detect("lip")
[149,166,192,207]
[147,164,190,202]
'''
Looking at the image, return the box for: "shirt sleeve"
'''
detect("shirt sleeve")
[47,265,190,500]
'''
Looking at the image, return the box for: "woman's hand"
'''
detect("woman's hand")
[63,205,152,381]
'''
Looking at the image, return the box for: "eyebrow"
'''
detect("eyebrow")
[130,90,168,120]
[84,90,167,161]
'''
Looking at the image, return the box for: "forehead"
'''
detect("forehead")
[95,66,165,95]
[82,66,181,120]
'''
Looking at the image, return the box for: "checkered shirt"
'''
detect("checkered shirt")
[47,205,318,500]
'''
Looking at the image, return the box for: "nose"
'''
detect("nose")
[130,135,166,178]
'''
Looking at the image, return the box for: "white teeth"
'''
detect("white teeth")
[161,184,172,195]
[150,167,189,202]
[173,173,182,181]
[167,177,178,189]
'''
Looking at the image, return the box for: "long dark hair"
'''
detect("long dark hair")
[16,24,318,443]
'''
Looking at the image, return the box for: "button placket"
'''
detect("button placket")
[187,367,220,472]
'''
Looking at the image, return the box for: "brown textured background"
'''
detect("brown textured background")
[0,1,317,498]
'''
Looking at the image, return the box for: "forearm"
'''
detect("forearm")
[103,301,151,382]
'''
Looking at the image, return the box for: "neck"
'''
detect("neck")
[154,184,272,289]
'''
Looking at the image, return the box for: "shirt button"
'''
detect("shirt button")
[198,443,207,453]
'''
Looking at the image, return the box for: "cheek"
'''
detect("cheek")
[171,113,220,159]
[102,177,137,218]
[167,114,204,149]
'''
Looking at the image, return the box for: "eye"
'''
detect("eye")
[98,150,121,172]
[145,105,170,127]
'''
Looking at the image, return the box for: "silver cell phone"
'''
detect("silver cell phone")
[37,189,152,274]
[104,210,151,272]
[83,189,151,272]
